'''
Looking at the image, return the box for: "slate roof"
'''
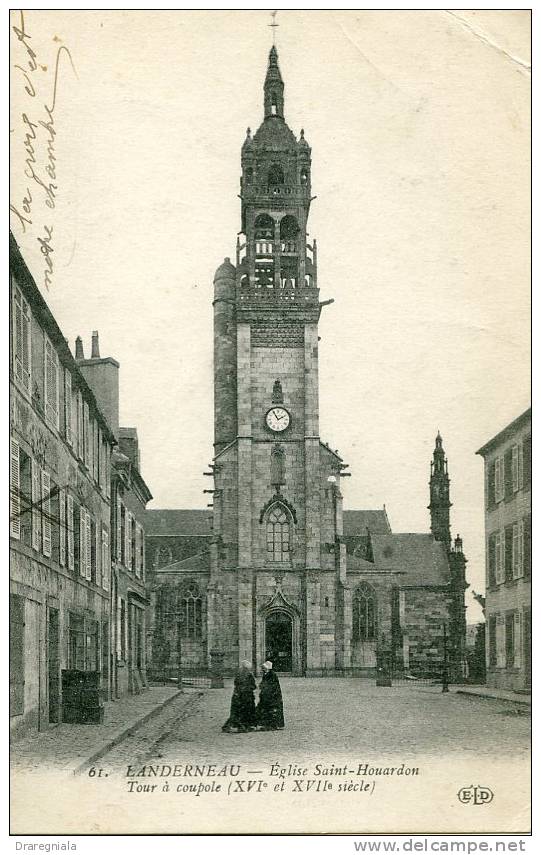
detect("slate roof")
[145,509,212,537]
[154,551,211,574]
[370,534,450,587]
[343,510,391,536]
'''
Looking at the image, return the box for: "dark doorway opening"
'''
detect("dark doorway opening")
[265,611,292,673]
[48,608,60,723]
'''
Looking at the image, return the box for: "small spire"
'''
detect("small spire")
[264,43,284,119]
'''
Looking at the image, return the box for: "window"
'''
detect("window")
[179,583,203,639]
[44,335,59,429]
[58,488,66,566]
[86,620,99,671]
[266,505,290,562]
[83,402,90,468]
[268,164,284,186]
[135,523,141,578]
[352,583,377,642]
[12,285,31,394]
[523,435,531,489]
[64,370,73,446]
[494,456,504,503]
[10,594,25,716]
[90,518,97,584]
[130,514,136,573]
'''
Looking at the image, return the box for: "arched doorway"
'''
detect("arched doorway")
[265,611,293,673]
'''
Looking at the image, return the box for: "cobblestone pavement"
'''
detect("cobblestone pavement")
[10,685,182,774]
[100,678,531,771]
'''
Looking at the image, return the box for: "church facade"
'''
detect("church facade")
[147,47,467,679]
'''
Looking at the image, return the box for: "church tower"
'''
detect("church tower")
[209,46,349,676]
[428,432,452,549]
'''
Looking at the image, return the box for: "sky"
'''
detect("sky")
[10,10,531,624]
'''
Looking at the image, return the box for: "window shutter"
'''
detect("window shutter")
[125,511,132,571]
[513,612,522,669]
[84,402,90,467]
[31,458,41,551]
[95,522,101,587]
[504,526,513,581]
[13,288,31,393]
[141,532,146,580]
[64,371,72,445]
[93,421,99,482]
[135,523,141,577]
[80,507,86,576]
[504,450,513,500]
[41,469,52,557]
[495,532,504,585]
[488,534,496,587]
[512,523,520,579]
[67,495,74,570]
[13,291,24,384]
[523,515,531,579]
[10,439,21,540]
[487,460,496,509]
[44,337,59,428]
[106,446,111,499]
[522,435,531,490]
[77,392,84,459]
[101,527,109,591]
[496,617,505,668]
[85,511,92,580]
[59,488,66,566]
[116,497,122,562]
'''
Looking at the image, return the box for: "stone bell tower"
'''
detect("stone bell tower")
[208,46,349,676]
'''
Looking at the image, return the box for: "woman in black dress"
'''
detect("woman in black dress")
[256,661,285,730]
[222,660,257,733]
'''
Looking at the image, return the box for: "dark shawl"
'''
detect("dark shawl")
[222,670,257,731]
[256,670,285,729]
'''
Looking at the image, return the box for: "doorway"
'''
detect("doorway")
[265,611,292,673]
[48,608,60,723]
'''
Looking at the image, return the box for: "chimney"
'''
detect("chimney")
[91,331,100,358]
[77,335,120,439]
[119,427,140,471]
[75,336,84,359]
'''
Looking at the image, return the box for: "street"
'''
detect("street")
[11,678,531,835]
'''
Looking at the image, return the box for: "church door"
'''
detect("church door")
[265,612,292,673]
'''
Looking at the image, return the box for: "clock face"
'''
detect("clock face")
[265,406,291,432]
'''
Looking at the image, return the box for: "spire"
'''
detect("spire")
[428,431,452,549]
[264,46,284,119]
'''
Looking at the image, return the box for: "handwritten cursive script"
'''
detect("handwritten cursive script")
[10,11,76,290]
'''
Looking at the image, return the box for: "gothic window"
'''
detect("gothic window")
[300,167,309,185]
[179,582,203,640]
[352,583,377,642]
[266,505,290,562]
[280,215,299,254]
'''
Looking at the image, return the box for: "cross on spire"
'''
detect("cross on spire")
[268,10,279,45]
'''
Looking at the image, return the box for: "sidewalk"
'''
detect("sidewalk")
[10,685,184,775]
[455,684,531,706]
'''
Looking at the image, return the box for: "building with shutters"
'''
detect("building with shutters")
[146,45,468,680]
[477,408,531,691]
[75,339,153,700]
[9,234,115,740]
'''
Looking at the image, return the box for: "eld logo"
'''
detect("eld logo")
[458,785,494,805]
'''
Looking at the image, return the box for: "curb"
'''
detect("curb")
[456,689,531,707]
[73,689,184,776]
